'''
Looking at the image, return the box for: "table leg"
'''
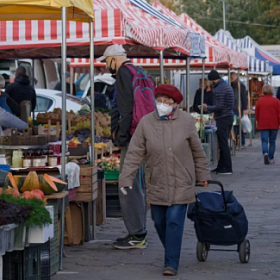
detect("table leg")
[92,200,96,240]
[59,197,65,271]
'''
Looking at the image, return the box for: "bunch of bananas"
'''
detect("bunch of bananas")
[94,143,107,150]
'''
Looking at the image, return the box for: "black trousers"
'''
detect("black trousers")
[216,115,233,171]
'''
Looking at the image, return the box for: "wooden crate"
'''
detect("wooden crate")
[76,181,98,193]
[75,189,98,202]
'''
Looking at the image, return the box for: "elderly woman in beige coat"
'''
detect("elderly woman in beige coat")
[119,84,210,276]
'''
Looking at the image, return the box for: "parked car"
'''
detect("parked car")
[34,88,90,118]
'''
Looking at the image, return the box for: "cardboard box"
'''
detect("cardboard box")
[28,206,54,244]
[64,202,85,246]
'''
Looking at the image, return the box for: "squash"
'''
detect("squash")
[21,171,40,192]
[14,176,26,192]
[4,173,18,191]
[40,174,58,195]
[47,175,67,192]
[0,170,9,187]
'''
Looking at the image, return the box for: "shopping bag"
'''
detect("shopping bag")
[241,115,252,133]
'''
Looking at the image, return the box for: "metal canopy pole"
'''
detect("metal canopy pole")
[238,69,242,151]
[160,50,164,84]
[247,70,252,146]
[89,19,96,240]
[186,57,190,112]
[227,66,230,84]
[200,59,205,139]
[60,6,67,271]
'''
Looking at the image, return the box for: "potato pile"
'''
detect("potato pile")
[37,108,76,120]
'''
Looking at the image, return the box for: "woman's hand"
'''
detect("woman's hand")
[197,181,209,187]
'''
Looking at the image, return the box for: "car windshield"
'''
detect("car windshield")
[55,93,90,105]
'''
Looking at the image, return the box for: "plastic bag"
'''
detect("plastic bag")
[241,115,252,133]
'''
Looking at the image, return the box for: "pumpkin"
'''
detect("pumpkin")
[4,173,18,191]
[0,170,9,187]
[14,176,26,192]
[21,171,40,192]
[31,189,44,200]
[47,175,67,192]
[40,174,58,195]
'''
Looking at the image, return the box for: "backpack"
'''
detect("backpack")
[125,65,155,135]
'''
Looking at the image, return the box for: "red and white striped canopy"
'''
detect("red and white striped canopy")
[152,1,248,69]
[0,0,198,58]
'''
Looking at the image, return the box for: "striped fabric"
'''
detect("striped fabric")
[215,29,269,74]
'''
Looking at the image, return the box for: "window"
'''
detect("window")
[34,96,54,112]
[77,74,89,92]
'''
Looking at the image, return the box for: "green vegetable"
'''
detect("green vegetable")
[0,193,52,227]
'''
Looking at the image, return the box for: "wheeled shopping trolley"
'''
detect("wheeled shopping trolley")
[188,180,250,263]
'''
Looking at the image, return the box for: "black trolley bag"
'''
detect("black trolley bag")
[187,180,250,263]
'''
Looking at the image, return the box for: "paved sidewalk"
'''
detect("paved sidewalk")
[54,137,280,280]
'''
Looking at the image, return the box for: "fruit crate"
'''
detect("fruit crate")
[105,170,119,181]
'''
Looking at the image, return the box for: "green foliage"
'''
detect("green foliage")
[175,0,280,44]
[0,193,52,227]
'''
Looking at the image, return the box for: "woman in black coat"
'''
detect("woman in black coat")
[192,78,213,114]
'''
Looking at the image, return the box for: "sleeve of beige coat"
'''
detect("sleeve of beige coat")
[188,117,211,182]
[119,120,146,188]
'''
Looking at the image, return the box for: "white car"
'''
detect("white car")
[34,88,90,118]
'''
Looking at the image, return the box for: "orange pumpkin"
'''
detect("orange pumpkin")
[4,173,18,191]
[31,189,44,200]
[21,171,40,192]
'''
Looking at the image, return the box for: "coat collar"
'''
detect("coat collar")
[154,107,180,120]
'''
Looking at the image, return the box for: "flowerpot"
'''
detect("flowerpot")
[14,223,26,251]
[28,206,54,244]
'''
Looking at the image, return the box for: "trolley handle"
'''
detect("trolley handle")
[195,180,227,210]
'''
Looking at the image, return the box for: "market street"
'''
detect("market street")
[54,136,280,280]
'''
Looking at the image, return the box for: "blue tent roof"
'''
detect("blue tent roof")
[215,29,269,74]
[237,36,280,75]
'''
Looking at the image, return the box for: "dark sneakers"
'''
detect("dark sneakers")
[116,234,129,242]
[112,235,147,250]
[212,167,232,175]
[216,170,233,175]
[264,154,269,165]
[163,267,177,276]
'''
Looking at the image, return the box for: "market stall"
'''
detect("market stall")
[0,1,94,277]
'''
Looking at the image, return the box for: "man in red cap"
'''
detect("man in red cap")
[119,84,210,276]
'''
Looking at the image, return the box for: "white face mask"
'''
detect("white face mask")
[156,103,173,117]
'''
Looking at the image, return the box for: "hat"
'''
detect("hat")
[155,84,183,104]
[208,70,221,81]
[97,45,127,62]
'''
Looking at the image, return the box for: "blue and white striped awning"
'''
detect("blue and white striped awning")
[215,29,269,74]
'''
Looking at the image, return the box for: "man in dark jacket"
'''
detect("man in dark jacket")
[97,45,147,250]
[54,72,76,95]
[230,72,248,148]
[5,66,36,117]
[203,70,234,174]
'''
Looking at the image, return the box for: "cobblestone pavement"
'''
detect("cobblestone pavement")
[54,137,280,280]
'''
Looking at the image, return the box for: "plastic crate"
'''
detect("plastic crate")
[106,183,119,196]
[105,170,119,181]
[46,200,59,276]
[0,225,6,255]
[4,224,18,252]
[106,196,122,217]
[202,143,211,164]
[3,242,50,280]
[14,223,26,251]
